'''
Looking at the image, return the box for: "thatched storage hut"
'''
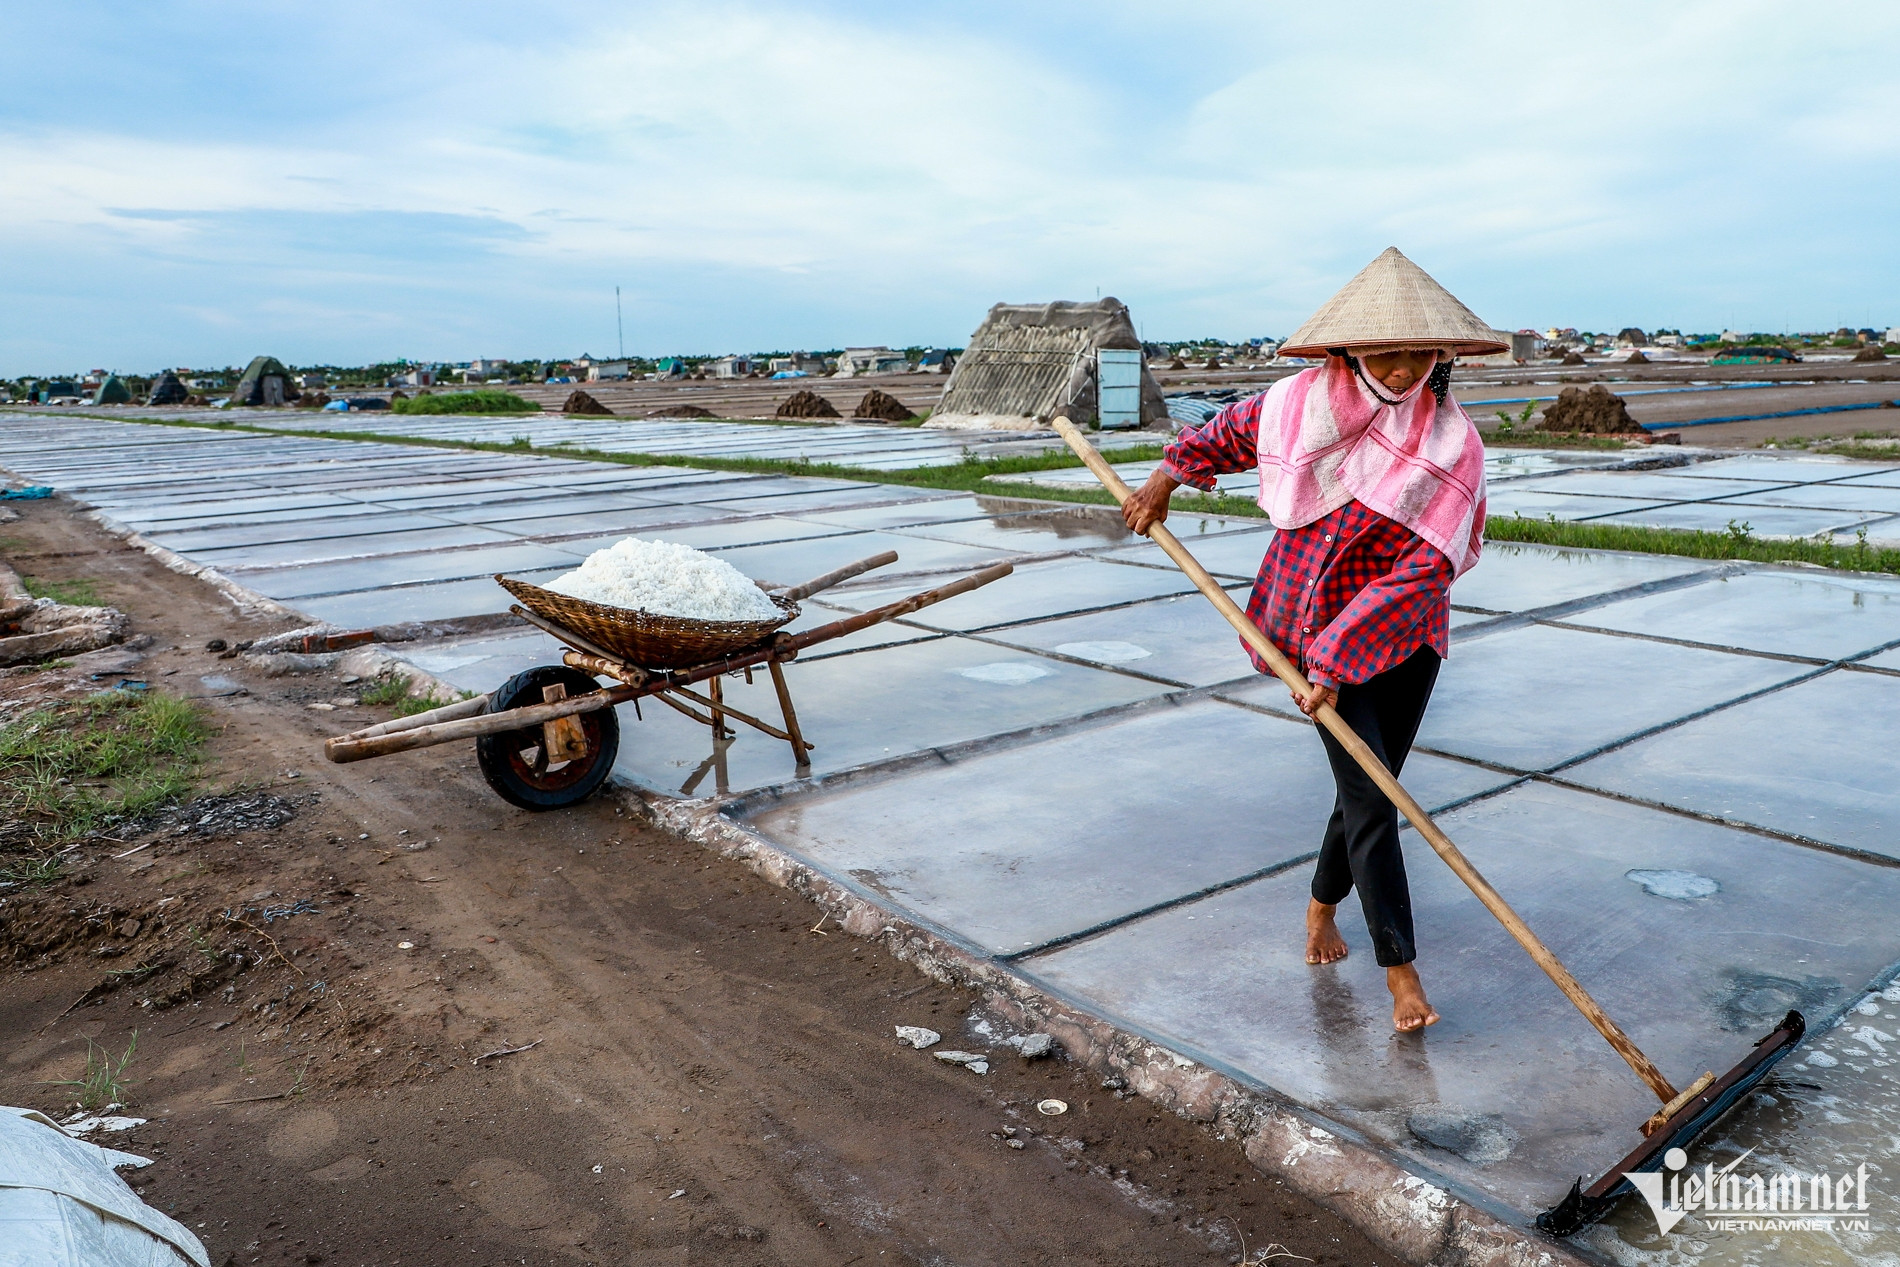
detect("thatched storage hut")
[931,298,1167,430]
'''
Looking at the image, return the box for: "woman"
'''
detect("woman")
[1122,248,1496,1033]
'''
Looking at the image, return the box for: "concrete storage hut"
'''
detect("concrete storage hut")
[931,298,1167,431]
[226,356,296,406]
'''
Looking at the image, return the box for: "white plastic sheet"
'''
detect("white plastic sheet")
[0,1107,207,1267]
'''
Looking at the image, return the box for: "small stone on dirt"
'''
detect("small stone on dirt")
[933,1050,984,1065]
[708,1223,766,1242]
[894,1025,940,1049]
[1014,1033,1054,1059]
[116,918,141,939]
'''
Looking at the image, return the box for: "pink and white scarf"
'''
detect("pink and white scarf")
[1255,355,1486,576]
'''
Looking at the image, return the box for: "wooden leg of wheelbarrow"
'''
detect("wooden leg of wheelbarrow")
[707,676,732,740]
[767,660,811,767]
[540,683,589,763]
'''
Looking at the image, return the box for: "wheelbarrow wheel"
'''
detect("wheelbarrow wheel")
[476,665,620,811]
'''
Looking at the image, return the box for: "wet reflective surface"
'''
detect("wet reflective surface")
[7,413,1900,1262]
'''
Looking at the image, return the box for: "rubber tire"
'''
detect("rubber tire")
[475,665,620,811]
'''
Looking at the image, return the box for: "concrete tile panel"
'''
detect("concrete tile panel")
[291,570,566,625]
[1669,456,1899,483]
[1564,669,1900,859]
[983,591,1261,686]
[1826,467,1900,490]
[708,486,941,516]
[192,524,520,570]
[1099,529,1277,580]
[236,543,587,600]
[825,557,1197,632]
[793,497,1043,531]
[603,635,1170,798]
[709,532,1018,591]
[1028,781,1900,1216]
[1449,543,1709,614]
[890,512,1137,554]
[146,512,465,553]
[1506,471,1785,501]
[744,698,1514,954]
[1212,624,1810,773]
[1593,503,1884,537]
[1563,570,1900,661]
[1484,490,1674,521]
[1713,482,1900,515]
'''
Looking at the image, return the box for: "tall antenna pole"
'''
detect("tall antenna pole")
[616,287,625,360]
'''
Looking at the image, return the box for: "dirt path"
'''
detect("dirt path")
[0,494,1396,1266]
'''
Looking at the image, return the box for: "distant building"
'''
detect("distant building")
[1720,330,1748,344]
[468,357,509,376]
[1615,327,1648,347]
[587,361,632,381]
[1886,327,1900,345]
[834,347,909,377]
[299,372,327,389]
[708,355,753,378]
[394,368,435,388]
[653,358,687,380]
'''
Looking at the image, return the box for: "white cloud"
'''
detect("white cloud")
[2,0,1899,370]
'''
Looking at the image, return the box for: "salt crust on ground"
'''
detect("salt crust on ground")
[545,537,780,621]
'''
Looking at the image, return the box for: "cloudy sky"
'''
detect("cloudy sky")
[3,2,1896,373]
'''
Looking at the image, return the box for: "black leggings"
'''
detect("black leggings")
[1310,647,1440,967]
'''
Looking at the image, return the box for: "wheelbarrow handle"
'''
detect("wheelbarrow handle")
[776,550,901,602]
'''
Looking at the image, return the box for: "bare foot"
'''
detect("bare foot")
[1387,964,1440,1032]
[1305,899,1348,965]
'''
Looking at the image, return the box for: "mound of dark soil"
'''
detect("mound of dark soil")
[776,389,841,419]
[1539,384,1646,434]
[1167,358,1187,370]
[1560,351,1587,366]
[561,390,614,416]
[647,404,715,419]
[293,392,330,409]
[852,388,915,421]
[1624,350,1650,364]
[1855,345,1889,362]
[1204,355,1222,370]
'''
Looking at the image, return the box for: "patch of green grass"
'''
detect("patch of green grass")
[1,853,65,887]
[1477,428,1641,450]
[392,689,474,718]
[356,674,412,707]
[1486,514,1900,575]
[94,411,1900,579]
[22,575,103,606]
[0,690,208,855]
[392,389,539,415]
[43,1031,138,1110]
[359,672,475,716]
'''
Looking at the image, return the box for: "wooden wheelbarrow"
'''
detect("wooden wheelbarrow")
[322,552,1013,808]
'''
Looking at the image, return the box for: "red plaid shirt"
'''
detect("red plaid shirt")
[1160,393,1453,689]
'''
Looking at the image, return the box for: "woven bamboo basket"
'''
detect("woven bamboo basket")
[496,575,798,669]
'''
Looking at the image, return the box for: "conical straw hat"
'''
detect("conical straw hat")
[1278,247,1508,358]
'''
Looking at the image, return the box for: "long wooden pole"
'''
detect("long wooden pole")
[1051,417,1677,1103]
